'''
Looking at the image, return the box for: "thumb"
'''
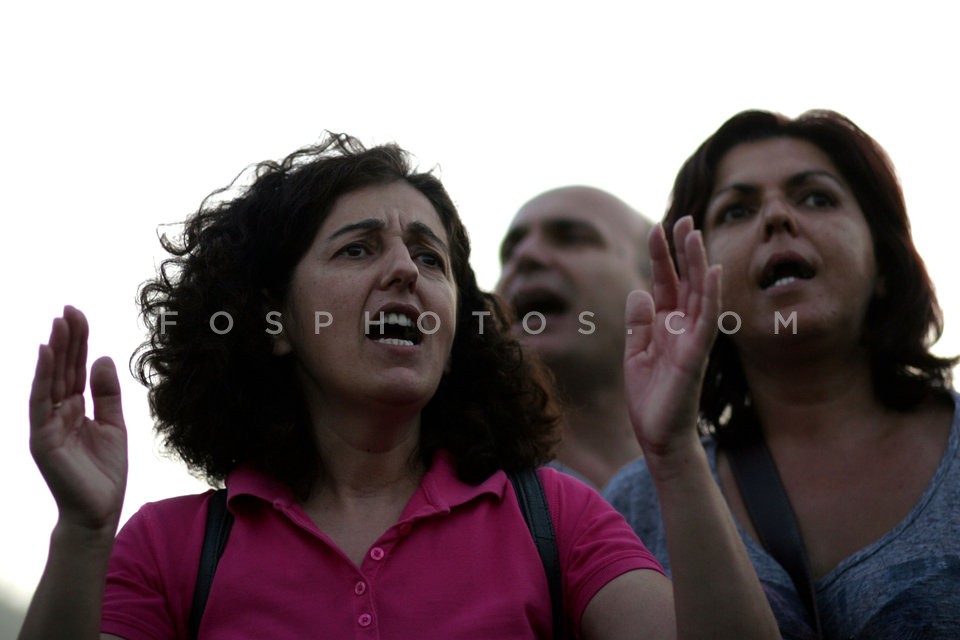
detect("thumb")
[624,289,655,361]
[90,357,125,429]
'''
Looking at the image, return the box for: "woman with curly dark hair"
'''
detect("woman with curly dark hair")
[606,110,960,639]
[22,133,778,639]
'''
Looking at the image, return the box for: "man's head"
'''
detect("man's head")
[496,186,651,391]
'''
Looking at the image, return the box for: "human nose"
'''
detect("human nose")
[380,244,419,291]
[505,232,551,275]
[762,198,798,239]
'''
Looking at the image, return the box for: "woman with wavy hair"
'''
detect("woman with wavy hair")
[22,133,777,638]
[606,110,960,639]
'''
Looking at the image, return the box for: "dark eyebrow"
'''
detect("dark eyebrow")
[327,218,449,255]
[500,217,604,263]
[785,170,847,190]
[405,220,449,255]
[709,170,848,206]
[543,218,601,237]
[326,218,385,241]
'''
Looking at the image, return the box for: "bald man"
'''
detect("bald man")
[496,186,652,488]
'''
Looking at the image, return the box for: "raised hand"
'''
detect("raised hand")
[624,217,721,464]
[29,306,128,533]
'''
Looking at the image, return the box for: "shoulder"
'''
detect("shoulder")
[542,468,664,562]
[103,490,215,639]
[545,459,597,489]
[536,465,654,550]
[109,490,216,589]
[531,466,665,632]
[536,465,628,531]
[116,491,214,547]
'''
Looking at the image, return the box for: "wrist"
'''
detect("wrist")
[52,518,118,554]
[643,434,708,484]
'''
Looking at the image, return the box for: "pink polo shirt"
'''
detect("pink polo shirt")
[102,453,663,639]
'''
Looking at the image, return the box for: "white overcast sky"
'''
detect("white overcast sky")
[2,0,958,607]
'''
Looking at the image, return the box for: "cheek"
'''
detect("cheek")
[287,277,358,337]
[704,237,732,269]
[704,240,747,303]
[443,298,459,344]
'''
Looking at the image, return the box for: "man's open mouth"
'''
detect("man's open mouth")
[511,290,570,319]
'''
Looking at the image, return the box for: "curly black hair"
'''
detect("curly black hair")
[664,109,956,440]
[133,133,559,494]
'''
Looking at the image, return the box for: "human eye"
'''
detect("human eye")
[799,190,837,209]
[716,202,752,224]
[416,248,447,271]
[337,242,371,259]
[554,222,601,247]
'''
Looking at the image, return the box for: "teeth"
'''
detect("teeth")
[385,313,413,327]
[771,276,797,288]
[377,338,414,346]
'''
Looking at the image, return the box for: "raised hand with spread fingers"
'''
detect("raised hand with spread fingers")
[20,306,128,640]
[619,217,779,639]
[624,216,721,468]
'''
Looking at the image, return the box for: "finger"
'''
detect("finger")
[62,306,88,397]
[672,216,695,282]
[624,289,656,361]
[690,265,722,355]
[683,228,709,319]
[90,357,126,429]
[48,316,69,403]
[29,344,56,429]
[648,224,679,312]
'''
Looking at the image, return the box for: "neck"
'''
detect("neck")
[307,399,425,501]
[554,379,642,488]
[739,345,888,446]
[301,407,427,568]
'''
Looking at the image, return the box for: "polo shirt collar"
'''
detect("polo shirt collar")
[405,451,507,521]
[224,451,508,518]
[225,465,296,509]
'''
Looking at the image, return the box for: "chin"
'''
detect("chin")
[370,376,443,408]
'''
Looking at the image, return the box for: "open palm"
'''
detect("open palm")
[29,306,128,532]
[624,217,721,460]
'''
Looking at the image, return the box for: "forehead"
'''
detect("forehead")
[715,137,844,189]
[509,188,634,237]
[321,181,448,242]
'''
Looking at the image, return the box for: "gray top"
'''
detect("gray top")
[604,392,960,639]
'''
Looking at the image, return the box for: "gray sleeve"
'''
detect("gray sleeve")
[603,459,672,574]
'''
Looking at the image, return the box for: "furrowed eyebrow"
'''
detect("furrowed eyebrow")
[326,218,385,241]
[544,218,601,237]
[784,170,847,190]
[709,183,758,206]
[709,170,847,205]
[405,220,449,255]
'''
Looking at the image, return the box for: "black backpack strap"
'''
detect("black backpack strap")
[726,436,822,638]
[189,488,234,640]
[508,469,565,639]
